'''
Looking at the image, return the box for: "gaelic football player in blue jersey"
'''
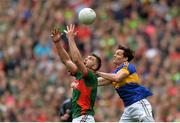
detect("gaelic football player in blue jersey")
[97,45,154,122]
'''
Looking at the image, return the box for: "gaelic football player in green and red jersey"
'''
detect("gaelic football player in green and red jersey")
[51,24,101,122]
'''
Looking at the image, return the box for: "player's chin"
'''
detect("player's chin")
[86,65,92,70]
[113,61,119,66]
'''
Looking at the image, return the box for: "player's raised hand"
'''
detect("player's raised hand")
[64,24,76,39]
[51,28,63,43]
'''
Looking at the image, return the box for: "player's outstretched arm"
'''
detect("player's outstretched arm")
[96,70,128,82]
[98,77,111,86]
[64,24,88,74]
[51,28,77,74]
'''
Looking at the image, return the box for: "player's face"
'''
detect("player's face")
[84,55,97,70]
[113,49,125,66]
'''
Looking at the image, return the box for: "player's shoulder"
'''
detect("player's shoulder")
[83,70,97,82]
[126,63,136,74]
[113,63,136,73]
[126,63,135,68]
[87,70,96,76]
[84,70,98,87]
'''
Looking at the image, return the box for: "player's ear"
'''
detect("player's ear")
[92,64,97,71]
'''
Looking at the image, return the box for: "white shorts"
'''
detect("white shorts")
[72,115,95,122]
[120,99,154,122]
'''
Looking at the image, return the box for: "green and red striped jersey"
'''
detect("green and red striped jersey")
[71,70,97,119]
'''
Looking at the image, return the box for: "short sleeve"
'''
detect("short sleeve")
[127,64,136,74]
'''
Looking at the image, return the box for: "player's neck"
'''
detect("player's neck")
[116,61,129,67]
[124,61,129,65]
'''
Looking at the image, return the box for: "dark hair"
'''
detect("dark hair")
[118,45,134,62]
[92,53,101,71]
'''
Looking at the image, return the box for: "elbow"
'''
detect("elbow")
[61,60,66,65]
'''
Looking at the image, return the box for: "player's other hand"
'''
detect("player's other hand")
[64,24,76,39]
[60,113,70,121]
[51,28,63,43]
[60,109,71,122]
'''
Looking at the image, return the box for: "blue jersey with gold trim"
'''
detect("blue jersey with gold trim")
[112,63,152,107]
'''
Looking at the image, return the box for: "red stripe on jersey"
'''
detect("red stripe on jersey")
[76,79,92,115]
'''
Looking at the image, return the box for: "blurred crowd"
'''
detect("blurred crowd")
[0,0,179,122]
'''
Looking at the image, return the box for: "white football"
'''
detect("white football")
[78,8,96,25]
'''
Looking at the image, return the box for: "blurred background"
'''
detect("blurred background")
[0,0,179,122]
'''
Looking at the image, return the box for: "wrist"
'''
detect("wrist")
[67,36,74,40]
[53,38,62,43]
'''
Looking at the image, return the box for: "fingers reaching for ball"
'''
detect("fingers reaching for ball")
[64,24,76,39]
[51,27,62,43]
